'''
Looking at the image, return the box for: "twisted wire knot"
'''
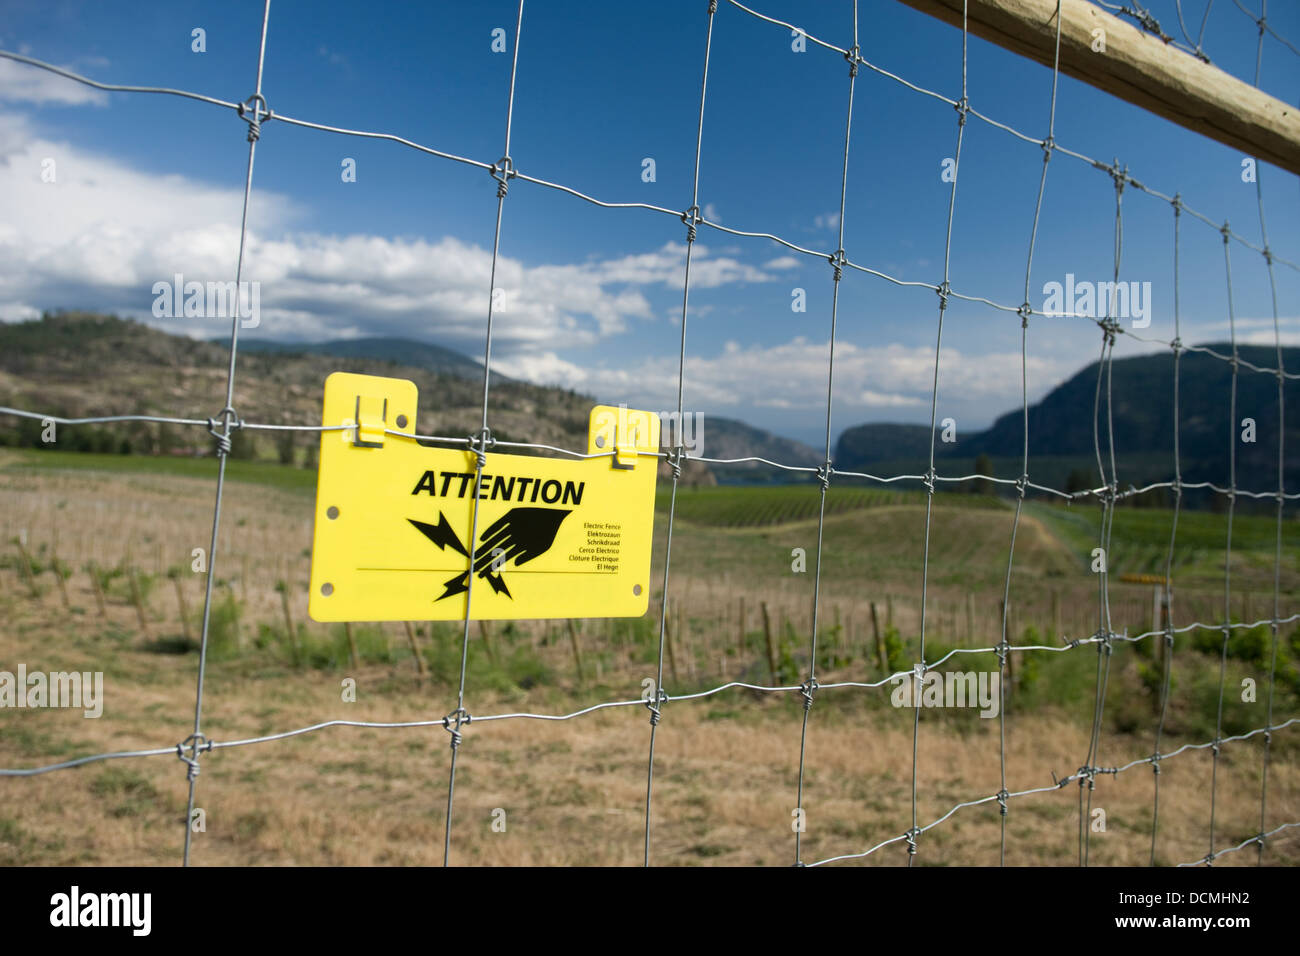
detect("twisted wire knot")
[997,789,1009,816]
[644,686,668,726]
[923,468,936,496]
[1040,135,1054,158]
[1108,160,1127,195]
[490,155,516,198]
[1220,220,1231,243]
[442,707,470,750]
[207,406,241,457]
[667,446,684,481]
[1015,474,1027,499]
[176,733,212,782]
[936,280,951,311]
[816,461,831,492]
[1171,193,1182,215]
[1017,301,1032,328]
[708,0,717,13]
[1099,316,1120,345]
[954,95,969,126]
[681,205,701,243]
[829,248,845,282]
[845,45,860,78]
[1150,751,1161,775]
[468,427,494,469]
[904,827,919,856]
[799,677,819,712]
[238,94,271,143]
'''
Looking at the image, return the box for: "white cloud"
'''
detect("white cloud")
[536,337,1069,418]
[0,58,108,106]
[813,212,840,230]
[0,112,788,353]
[491,351,588,386]
[764,256,800,270]
[859,390,925,407]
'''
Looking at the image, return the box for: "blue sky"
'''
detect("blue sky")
[1,0,1297,448]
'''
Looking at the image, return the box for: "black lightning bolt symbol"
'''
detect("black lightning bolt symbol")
[408,507,572,602]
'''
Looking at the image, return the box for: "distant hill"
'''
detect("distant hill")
[699,417,822,483]
[0,312,598,463]
[231,336,508,384]
[835,423,953,469]
[1,313,814,488]
[835,344,1300,502]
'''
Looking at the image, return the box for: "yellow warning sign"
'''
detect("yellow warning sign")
[308,372,660,622]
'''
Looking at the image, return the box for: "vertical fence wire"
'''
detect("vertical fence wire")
[1150,195,1185,866]
[181,0,272,867]
[793,0,860,868]
[441,0,527,868]
[906,0,970,869]
[1081,165,1127,866]
[643,0,717,868]
[1208,220,1241,863]
[998,0,1064,866]
[1247,0,1287,868]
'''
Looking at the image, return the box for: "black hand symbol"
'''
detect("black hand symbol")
[474,507,572,574]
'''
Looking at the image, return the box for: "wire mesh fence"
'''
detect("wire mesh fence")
[0,0,1297,867]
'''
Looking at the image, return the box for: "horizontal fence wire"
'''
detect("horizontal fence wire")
[0,0,1297,866]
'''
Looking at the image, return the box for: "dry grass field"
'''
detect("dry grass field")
[1,449,1297,866]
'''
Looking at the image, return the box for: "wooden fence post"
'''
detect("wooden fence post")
[761,601,778,685]
[871,601,887,675]
[403,621,427,677]
[344,622,359,670]
[566,619,585,685]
